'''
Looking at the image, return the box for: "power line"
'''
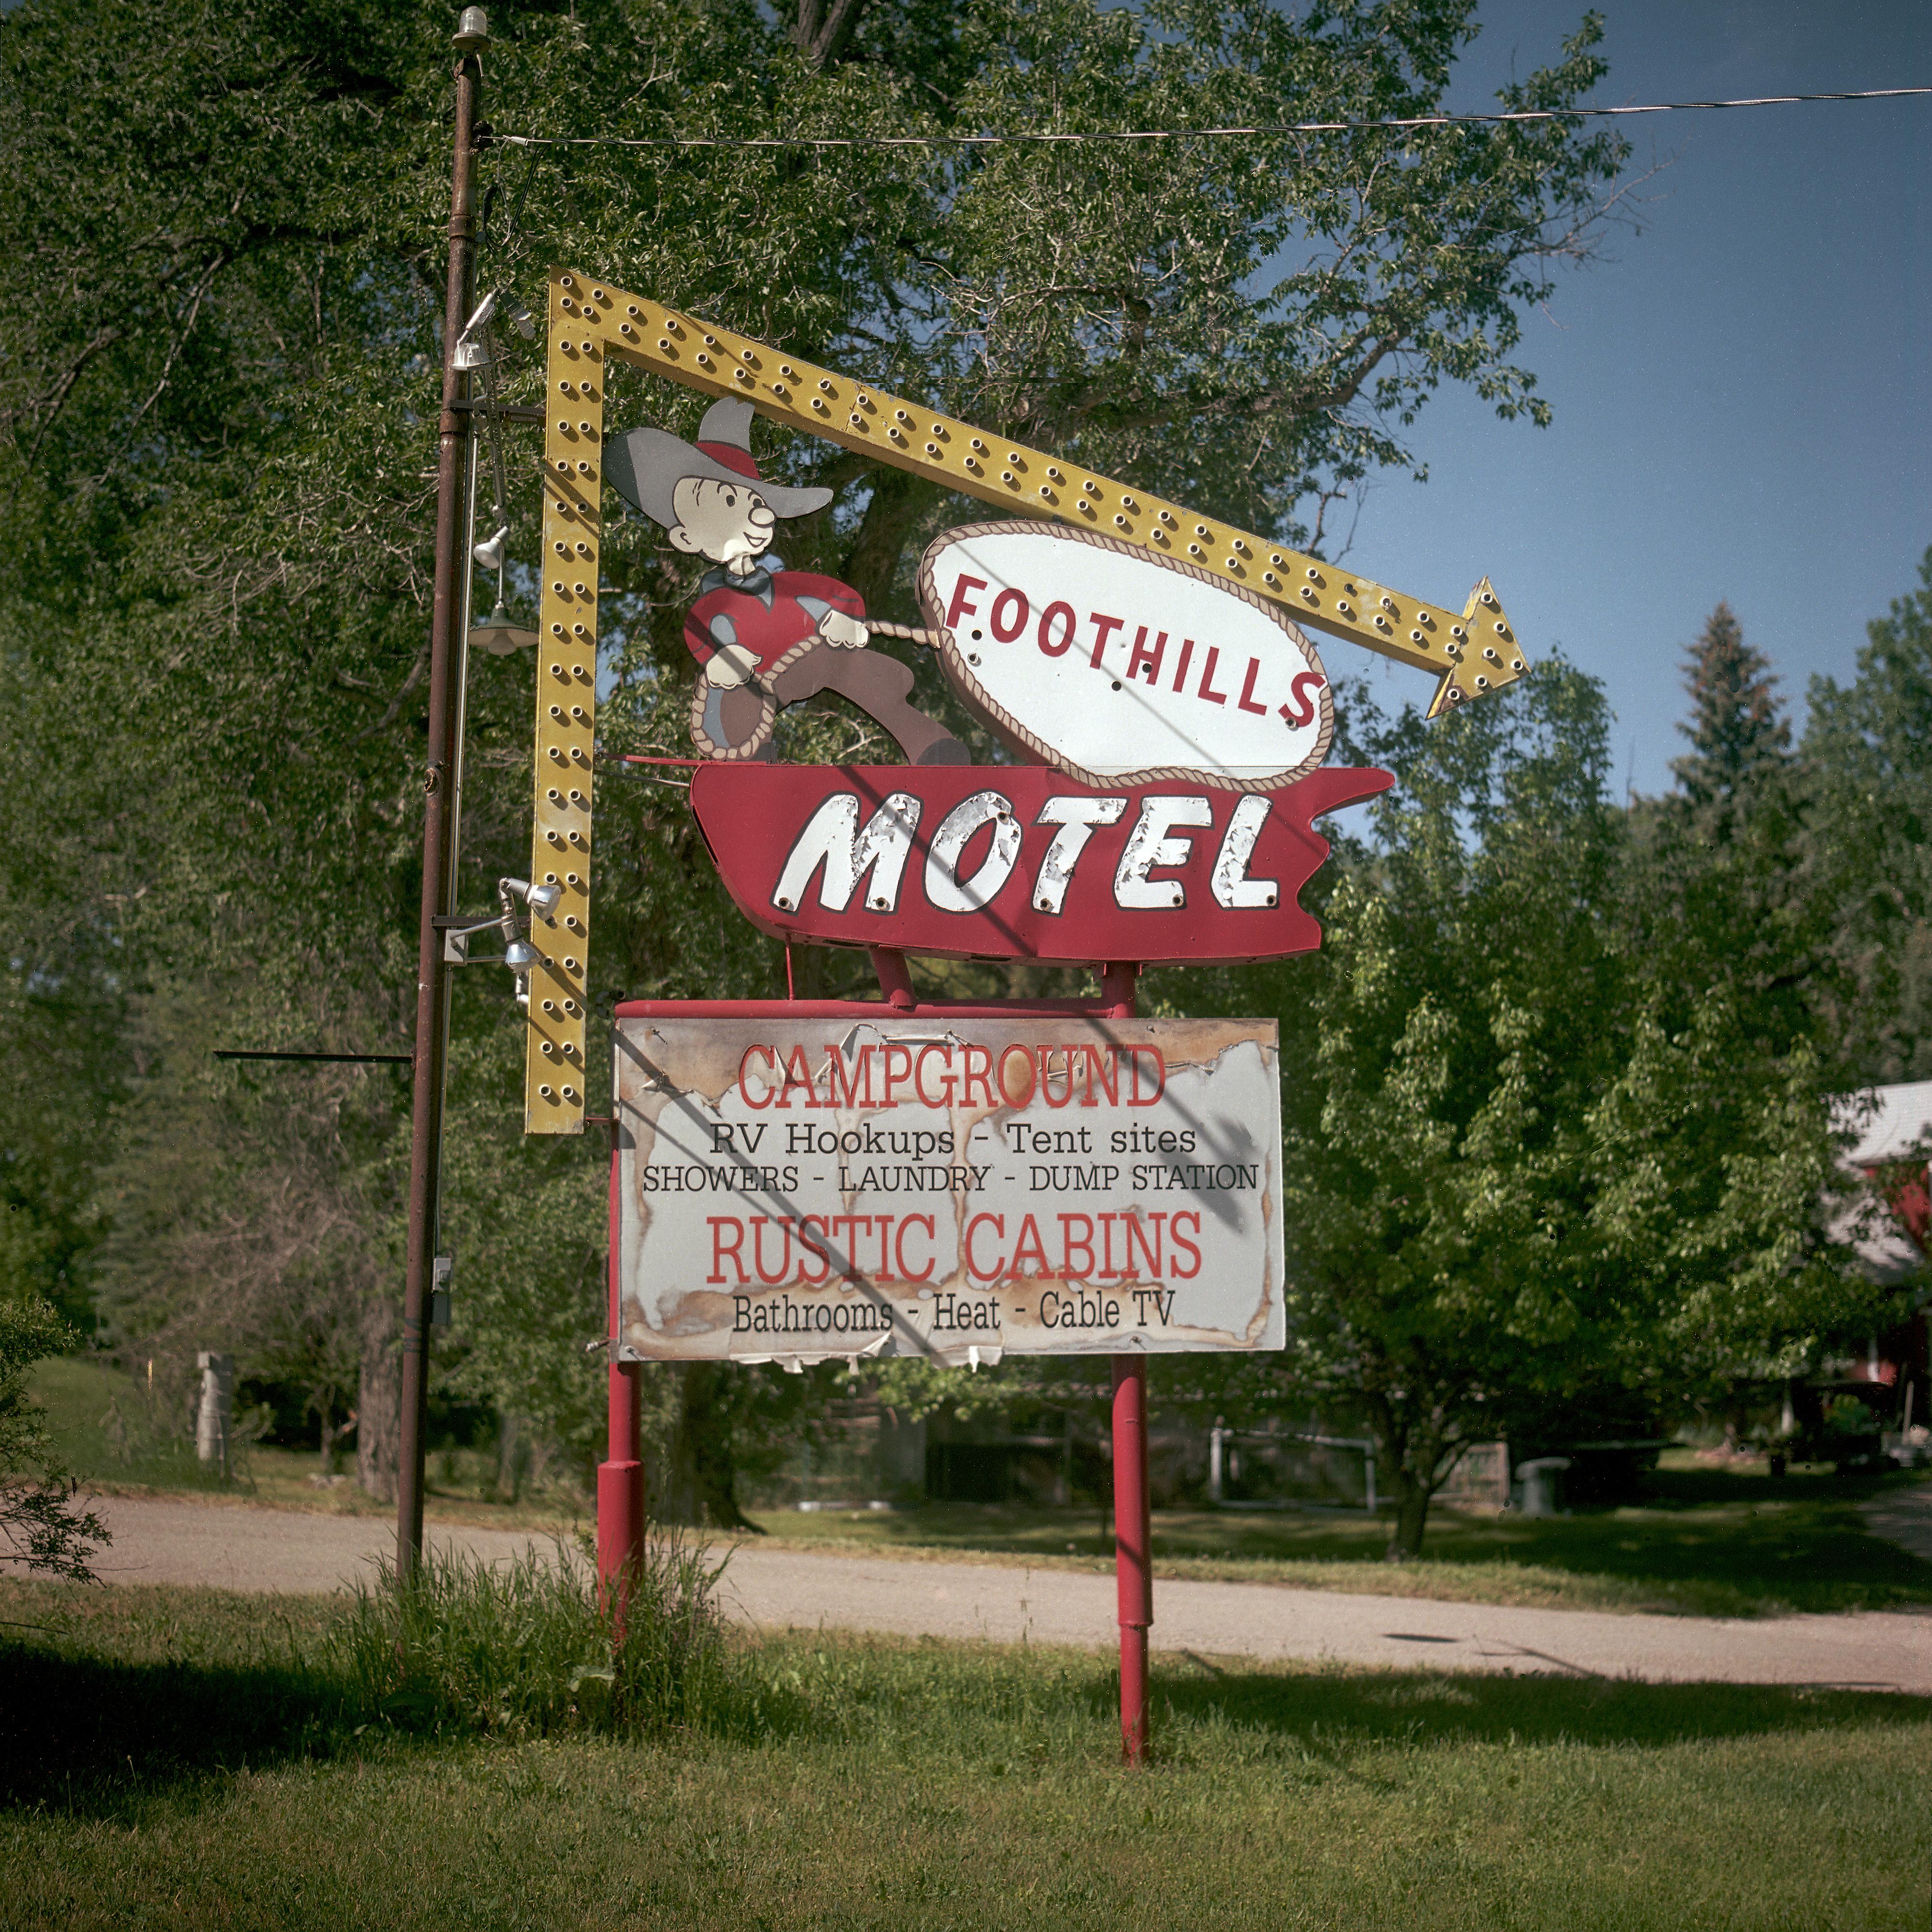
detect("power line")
[213,1049,413,1065]
[498,85,1932,153]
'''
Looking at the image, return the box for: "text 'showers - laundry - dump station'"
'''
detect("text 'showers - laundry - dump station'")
[517,265,1526,1760]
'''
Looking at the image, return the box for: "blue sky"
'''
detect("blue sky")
[1332,0,1931,798]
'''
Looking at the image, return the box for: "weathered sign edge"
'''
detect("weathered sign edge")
[611,1007,1287,1364]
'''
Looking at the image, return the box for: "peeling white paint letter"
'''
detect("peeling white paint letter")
[1031,795,1128,915]
[1210,796,1279,909]
[1114,796,1213,909]
[925,790,1024,913]
[772,791,922,915]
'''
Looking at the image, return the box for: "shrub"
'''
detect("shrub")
[329,1532,729,1738]
[0,1301,109,1580]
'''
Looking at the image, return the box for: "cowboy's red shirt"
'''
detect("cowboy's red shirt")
[684,553,865,678]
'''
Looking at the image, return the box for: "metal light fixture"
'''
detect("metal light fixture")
[454,7,490,53]
[440,876,556,995]
[498,876,554,1001]
[455,278,539,652]
[452,290,497,371]
[469,603,538,655]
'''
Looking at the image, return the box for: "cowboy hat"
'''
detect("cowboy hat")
[604,397,834,528]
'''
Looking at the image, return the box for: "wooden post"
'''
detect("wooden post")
[397,9,483,1581]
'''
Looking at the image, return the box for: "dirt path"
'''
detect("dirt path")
[69,1494,1932,1693]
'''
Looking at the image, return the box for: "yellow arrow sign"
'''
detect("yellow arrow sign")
[557,271,1525,700]
[521,268,1527,1132]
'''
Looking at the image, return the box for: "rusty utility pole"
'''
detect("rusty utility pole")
[398,5,487,1579]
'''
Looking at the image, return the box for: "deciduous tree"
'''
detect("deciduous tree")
[0,0,1635,1500]
[1185,661,1872,1557]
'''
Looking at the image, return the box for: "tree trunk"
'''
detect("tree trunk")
[838,467,942,615]
[495,1414,523,1502]
[356,1293,400,1502]
[1385,1465,1430,1561]
[654,1362,761,1529]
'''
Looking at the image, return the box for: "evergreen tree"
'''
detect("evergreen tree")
[1630,599,1823,1083]
[1669,601,1793,810]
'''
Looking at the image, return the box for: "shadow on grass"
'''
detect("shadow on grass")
[1404,1492,1932,1614]
[1148,1661,1932,1757]
[0,1644,350,1819]
[6,1622,1928,1820]
[729,1629,1932,1760]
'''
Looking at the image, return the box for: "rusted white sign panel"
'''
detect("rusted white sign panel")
[614,1014,1285,1366]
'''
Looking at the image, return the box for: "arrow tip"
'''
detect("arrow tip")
[1431,575,1527,709]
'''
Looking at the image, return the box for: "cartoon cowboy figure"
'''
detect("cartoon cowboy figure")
[607,399,967,765]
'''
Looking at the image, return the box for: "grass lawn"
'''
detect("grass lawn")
[28,1355,587,1532]
[0,1576,1926,1932]
[746,1453,1932,1619]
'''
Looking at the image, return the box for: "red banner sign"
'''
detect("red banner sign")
[688,762,1391,965]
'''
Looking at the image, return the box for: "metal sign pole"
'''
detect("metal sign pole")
[1098,961,1152,1761]
[397,9,484,1581]
[1111,1354,1152,1761]
[599,1115,646,1616]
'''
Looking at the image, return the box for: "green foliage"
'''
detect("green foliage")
[85,980,409,1489]
[0,1298,108,1579]
[329,1533,730,1739]
[1804,544,1932,1080]
[1174,656,1879,1557]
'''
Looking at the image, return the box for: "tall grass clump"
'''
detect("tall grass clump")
[329,1533,729,1739]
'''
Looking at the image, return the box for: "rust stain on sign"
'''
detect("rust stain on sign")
[614,1016,1284,1367]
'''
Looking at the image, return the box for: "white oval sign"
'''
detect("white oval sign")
[918,522,1333,791]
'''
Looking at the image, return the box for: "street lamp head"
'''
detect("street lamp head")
[454,7,490,53]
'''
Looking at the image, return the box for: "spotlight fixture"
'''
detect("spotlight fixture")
[496,877,552,1003]
[452,290,499,370]
[439,877,556,990]
[472,525,508,573]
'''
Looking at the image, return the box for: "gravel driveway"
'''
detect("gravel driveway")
[66,1494,1932,1693]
